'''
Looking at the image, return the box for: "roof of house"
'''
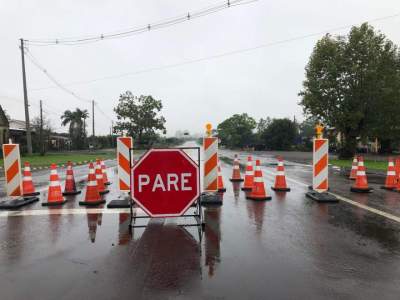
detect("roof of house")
[9,119,27,131]
[0,105,9,127]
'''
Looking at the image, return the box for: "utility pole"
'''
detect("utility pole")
[92,100,95,148]
[20,38,33,154]
[39,100,44,155]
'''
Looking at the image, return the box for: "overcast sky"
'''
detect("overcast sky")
[1,0,399,136]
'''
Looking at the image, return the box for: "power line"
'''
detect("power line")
[0,94,63,120]
[94,102,113,121]
[29,11,400,91]
[24,48,92,104]
[24,49,114,124]
[24,0,256,46]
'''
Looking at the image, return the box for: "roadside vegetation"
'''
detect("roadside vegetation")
[330,159,387,171]
[217,23,400,159]
[0,151,115,168]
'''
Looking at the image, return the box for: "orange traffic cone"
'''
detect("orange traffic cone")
[381,157,397,190]
[350,156,373,193]
[101,160,111,185]
[246,160,271,201]
[42,164,67,206]
[392,170,400,192]
[217,161,226,193]
[241,156,254,191]
[79,163,105,206]
[230,154,243,182]
[395,158,400,178]
[271,156,290,192]
[96,159,109,195]
[349,155,358,180]
[22,162,40,196]
[63,161,81,195]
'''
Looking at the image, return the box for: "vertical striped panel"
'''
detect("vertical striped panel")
[2,144,22,197]
[117,137,133,191]
[203,137,218,192]
[312,138,329,192]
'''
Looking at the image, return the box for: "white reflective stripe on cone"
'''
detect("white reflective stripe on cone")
[357,171,366,176]
[277,171,285,176]
[387,171,396,176]
[254,176,263,182]
[50,181,61,187]
[23,176,32,181]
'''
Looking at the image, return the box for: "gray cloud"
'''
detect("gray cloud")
[1,0,399,136]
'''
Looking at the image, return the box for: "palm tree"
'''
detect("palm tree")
[61,108,89,149]
[81,109,89,146]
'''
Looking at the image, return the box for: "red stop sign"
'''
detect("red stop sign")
[131,149,200,217]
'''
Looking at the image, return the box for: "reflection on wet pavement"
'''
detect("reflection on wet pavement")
[0,151,400,299]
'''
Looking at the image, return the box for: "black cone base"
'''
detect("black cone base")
[246,195,272,201]
[23,191,40,197]
[230,178,244,182]
[99,190,110,195]
[105,182,111,186]
[218,188,226,193]
[241,187,252,191]
[62,190,81,196]
[380,186,395,190]
[305,191,338,203]
[271,187,291,192]
[0,196,39,209]
[42,199,67,206]
[79,199,106,206]
[350,187,373,193]
[107,199,130,208]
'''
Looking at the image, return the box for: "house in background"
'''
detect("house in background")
[0,105,9,149]
[0,105,71,153]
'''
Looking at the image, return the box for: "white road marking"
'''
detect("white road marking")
[262,168,400,224]
[329,192,400,223]
[0,207,146,218]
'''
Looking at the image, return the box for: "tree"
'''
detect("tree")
[298,117,318,151]
[254,117,271,146]
[32,115,53,154]
[217,113,256,148]
[300,23,400,157]
[113,91,166,146]
[261,118,297,150]
[61,108,88,150]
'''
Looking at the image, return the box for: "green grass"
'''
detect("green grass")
[0,151,116,168]
[330,159,387,171]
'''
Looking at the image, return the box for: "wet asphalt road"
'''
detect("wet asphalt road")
[1,147,400,299]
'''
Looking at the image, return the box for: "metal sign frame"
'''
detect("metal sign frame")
[128,146,204,232]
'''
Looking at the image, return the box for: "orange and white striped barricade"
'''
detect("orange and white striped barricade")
[107,136,133,208]
[201,136,222,205]
[305,138,338,202]
[0,142,39,209]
